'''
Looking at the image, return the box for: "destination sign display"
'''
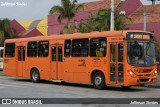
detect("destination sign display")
[127,33,153,40]
[133,34,150,39]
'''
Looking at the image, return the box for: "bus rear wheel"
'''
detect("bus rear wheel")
[31,69,40,83]
[93,72,105,90]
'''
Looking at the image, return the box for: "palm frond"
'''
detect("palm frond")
[49,5,64,15]
[76,4,84,12]
[0,18,16,39]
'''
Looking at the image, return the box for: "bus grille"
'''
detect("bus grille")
[137,74,151,77]
[143,69,153,73]
[139,78,150,82]
[135,69,153,73]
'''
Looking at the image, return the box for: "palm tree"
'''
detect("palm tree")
[0,18,16,46]
[49,0,83,29]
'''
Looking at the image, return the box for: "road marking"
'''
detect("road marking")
[0,84,27,88]
[4,82,51,88]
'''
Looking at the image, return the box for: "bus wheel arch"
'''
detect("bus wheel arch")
[30,67,40,83]
[91,70,105,90]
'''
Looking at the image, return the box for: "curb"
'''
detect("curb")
[145,85,160,88]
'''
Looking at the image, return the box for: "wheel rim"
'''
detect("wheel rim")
[95,76,102,86]
[32,71,38,81]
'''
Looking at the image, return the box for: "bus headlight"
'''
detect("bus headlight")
[154,70,157,74]
[129,71,136,78]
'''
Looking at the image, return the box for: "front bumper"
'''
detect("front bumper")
[125,76,157,86]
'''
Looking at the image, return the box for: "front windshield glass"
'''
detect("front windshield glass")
[127,41,156,66]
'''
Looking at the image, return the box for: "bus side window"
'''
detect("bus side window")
[38,41,49,57]
[90,37,107,57]
[5,43,15,57]
[64,40,71,57]
[0,50,3,57]
[27,41,37,57]
[72,39,89,57]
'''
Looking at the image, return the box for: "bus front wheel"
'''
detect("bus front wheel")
[93,72,105,90]
[31,69,40,83]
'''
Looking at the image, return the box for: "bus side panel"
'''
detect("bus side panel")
[73,58,90,83]
[63,58,74,82]
[90,57,109,84]
[3,58,17,77]
[63,57,91,84]
[63,57,109,84]
[24,58,51,80]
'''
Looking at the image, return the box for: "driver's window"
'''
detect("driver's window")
[131,41,143,57]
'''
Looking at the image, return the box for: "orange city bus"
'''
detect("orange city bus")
[3,30,158,89]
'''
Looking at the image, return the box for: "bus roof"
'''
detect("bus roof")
[4,30,152,43]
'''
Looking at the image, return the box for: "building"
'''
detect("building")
[47,0,160,43]
[19,19,48,36]
[10,20,43,38]
[11,0,160,42]
[9,0,160,71]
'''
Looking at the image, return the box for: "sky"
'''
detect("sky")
[0,0,159,22]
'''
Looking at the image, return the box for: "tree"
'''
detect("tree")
[0,18,16,46]
[49,0,83,30]
[60,24,75,34]
[77,8,132,33]
[76,13,100,33]
[154,37,160,61]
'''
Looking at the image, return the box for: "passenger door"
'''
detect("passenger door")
[17,46,25,77]
[109,42,124,84]
[51,45,63,80]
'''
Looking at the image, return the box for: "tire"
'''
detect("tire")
[93,72,105,90]
[122,86,131,90]
[31,69,40,83]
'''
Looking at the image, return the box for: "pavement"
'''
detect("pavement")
[145,74,160,88]
[0,71,160,107]
[0,71,160,88]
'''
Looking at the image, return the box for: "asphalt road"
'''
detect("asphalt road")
[0,75,160,107]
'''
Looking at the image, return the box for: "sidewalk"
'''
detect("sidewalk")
[0,71,3,75]
[145,74,160,88]
[0,71,160,88]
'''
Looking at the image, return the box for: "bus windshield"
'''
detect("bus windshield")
[127,41,156,66]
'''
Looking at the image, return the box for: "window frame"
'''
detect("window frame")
[0,49,3,58]
[64,39,71,57]
[90,37,107,57]
[5,43,15,58]
[71,38,89,57]
[27,41,38,57]
[38,41,49,57]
